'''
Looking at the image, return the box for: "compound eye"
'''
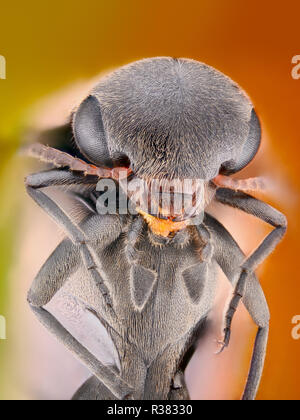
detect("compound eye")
[73,95,113,167]
[219,108,261,175]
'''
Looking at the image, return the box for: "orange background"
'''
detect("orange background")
[0,0,299,399]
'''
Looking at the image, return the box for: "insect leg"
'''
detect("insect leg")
[125,216,157,310]
[27,236,133,400]
[29,306,133,399]
[28,238,80,306]
[26,168,99,188]
[26,183,115,311]
[204,213,270,400]
[72,375,119,400]
[214,188,286,351]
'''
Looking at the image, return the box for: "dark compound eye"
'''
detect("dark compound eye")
[219,108,261,175]
[73,95,114,168]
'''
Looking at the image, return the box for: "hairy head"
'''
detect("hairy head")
[26,58,262,229]
[73,57,261,183]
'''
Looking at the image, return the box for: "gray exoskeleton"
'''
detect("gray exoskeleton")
[24,57,287,400]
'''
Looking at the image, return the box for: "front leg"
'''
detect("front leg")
[27,239,133,400]
[26,179,122,314]
[30,307,133,400]
[25,172,134,399]
[215,188,287,352]
[204,213,270,400]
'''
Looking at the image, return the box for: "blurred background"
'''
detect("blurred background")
[0,0,299,400]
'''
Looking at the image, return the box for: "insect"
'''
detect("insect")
[24,57,287,400]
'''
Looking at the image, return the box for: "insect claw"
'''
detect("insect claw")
[215,340,227,355]
[215,327,231,354]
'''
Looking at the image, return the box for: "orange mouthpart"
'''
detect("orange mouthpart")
[138,209,189,237]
